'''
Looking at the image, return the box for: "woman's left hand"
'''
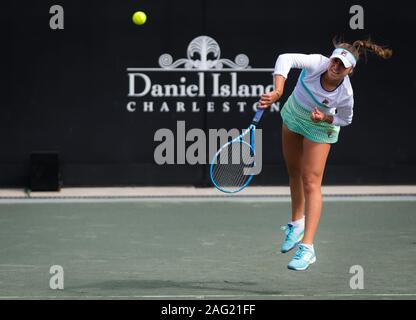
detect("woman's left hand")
[311,107,325,122]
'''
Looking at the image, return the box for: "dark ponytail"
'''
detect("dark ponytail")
[352,40,393,59]
[332,37,393,63]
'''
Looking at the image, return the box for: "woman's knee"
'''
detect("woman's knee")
[301,173,322,193]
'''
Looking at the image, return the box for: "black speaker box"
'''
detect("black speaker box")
[30,152,62,191]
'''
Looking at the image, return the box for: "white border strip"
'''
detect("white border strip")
[0,195,415,204]
[0,293,415,299]
[3,186,416,199]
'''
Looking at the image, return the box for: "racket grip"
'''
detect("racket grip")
[252,109,265,125]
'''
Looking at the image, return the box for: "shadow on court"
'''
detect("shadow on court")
[0,199,415,299]
[66,280,283,296]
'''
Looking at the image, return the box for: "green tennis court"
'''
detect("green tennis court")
[1,193,415,300]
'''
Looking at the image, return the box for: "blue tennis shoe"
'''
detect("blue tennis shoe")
[287,244,316,271]
[280,223,304,253]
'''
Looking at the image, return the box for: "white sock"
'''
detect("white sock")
[290,216,305,227]
[301,243,314,251]
[289,216,304,236]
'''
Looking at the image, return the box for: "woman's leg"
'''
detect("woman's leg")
[281,124,305,221]
[301,138,331,245]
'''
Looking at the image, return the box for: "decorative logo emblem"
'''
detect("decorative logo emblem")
[341,50,348,57]
[158,36,250,70]
[126,35,277,114]
[322,99,329,105]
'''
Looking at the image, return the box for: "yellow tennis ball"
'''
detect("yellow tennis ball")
[132,11,147,25]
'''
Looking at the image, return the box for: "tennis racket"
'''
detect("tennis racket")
[210,109,265,193]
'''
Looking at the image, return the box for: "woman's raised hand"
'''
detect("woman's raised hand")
[259,90,281,109]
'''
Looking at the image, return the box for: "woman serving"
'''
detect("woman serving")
[259,39,392,271]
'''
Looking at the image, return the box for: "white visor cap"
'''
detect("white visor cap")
[330,48,357,68]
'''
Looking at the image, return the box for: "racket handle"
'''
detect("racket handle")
[252,109,265,125]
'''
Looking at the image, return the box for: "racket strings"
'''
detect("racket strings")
[233,143,255,187]
[213,145,237,187]
[211,140,255,192]
[224,145,253,188]
[235,146,255,185]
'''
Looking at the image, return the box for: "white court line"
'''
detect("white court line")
[0,195,416,204]
[0,293,415,299]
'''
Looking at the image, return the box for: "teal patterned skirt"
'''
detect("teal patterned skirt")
[280,94,340,144]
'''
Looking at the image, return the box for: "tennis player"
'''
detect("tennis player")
[259,39,392,271]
